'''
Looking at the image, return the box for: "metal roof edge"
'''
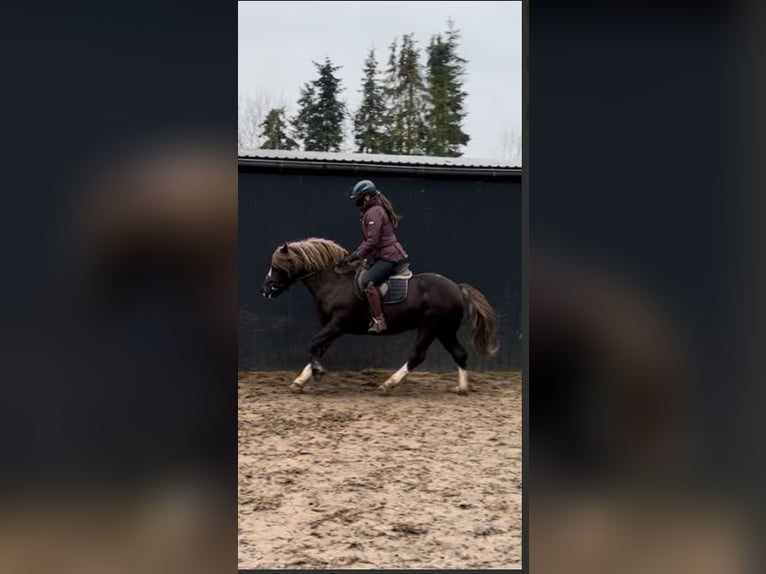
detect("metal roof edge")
[237,148,521,170]
[238,157,521,179]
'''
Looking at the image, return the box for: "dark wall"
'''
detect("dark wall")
[238,166,521,372]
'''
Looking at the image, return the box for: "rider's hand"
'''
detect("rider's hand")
[347,251,361,263]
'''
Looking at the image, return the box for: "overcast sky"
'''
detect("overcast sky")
[238,1,521,161]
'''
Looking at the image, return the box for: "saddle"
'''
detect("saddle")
[354,261,413,304]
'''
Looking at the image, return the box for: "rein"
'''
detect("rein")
[281,259,353,291]
[295,258,356,282]
[295,270,321,282]
[282,269,324,291]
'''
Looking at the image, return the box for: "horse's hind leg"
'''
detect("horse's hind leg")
[379,328,436,395]
[439,332,470,395]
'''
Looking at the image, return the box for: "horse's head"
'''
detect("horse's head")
[261,266,292,299]
[261,244,292,299]
[262,238,348,299]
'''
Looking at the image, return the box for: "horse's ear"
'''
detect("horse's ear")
[280,243,289,254]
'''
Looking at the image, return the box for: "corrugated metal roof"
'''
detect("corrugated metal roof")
[238,148,520,169]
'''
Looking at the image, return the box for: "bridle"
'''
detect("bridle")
[294,270,321,282]
[272,269,321,293]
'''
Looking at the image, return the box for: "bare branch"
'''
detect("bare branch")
[238,89,288,149]
[495,126,522,165]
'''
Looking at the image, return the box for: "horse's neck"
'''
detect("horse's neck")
[301,269,347,301]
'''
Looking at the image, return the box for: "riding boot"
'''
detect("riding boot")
[364,283,387,332]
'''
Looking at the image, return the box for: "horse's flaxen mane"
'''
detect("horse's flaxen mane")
[271,237,348,277]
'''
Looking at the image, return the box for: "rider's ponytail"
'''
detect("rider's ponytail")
[378,193,402,228]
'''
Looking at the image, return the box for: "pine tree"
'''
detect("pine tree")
[312,57,347,151]
[258,107,298,150]
[395,34,427,155]
[424,35,450,155]
[381,38,401,154]
[353,49,387,154]
[291,82,318,150]
[291,58,347,152]
[424,19,470,156]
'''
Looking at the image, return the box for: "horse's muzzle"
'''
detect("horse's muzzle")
[262,283,282,299]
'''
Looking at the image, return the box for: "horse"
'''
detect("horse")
[260,237,499,394]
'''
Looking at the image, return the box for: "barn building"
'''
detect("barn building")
[238,149,521,372]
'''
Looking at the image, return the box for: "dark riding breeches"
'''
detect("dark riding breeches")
[360,259,399,286]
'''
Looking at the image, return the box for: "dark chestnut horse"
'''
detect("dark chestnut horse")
[260,237,499,394]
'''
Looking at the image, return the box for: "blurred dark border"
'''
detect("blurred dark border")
[530,1,762,573]
[2,2,238,471]
[521,1,530,573]
[1,2,238,572]
[529,0,743,485]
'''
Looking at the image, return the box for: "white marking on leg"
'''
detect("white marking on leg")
[268,268,274,278]
[383,363,409,389]
[458,368,469,393]
[293,363,313,386]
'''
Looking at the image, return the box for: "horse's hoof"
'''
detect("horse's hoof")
[289,383,305,394]
[452,385,469,396]
[377,385,391,396]
[312,366,327,380]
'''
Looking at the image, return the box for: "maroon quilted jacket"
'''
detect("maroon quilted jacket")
[354,197,408,262]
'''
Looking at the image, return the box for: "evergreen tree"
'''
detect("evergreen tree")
[424,19,470,156]
[381,34,427,155]
[353,49,387,153]
[380,38,401,154]
[258,107,298,150]
[291,82,318,149]
[290,58,347,152]
[396,34,428,155]
[291,57,347,152]
[312,57,347,151]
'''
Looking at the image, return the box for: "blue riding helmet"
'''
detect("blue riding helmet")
[349,179,380,201]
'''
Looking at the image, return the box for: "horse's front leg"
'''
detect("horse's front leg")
[289,320,342,393]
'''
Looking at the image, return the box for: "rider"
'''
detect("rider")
[346,179,409,333]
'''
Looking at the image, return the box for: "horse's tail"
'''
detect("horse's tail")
[459,283,500,358]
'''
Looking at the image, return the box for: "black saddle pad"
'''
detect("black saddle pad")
[355,267,412,305]
[381,276,409,304]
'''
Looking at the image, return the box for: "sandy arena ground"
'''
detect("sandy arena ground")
[238,369,522,569]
